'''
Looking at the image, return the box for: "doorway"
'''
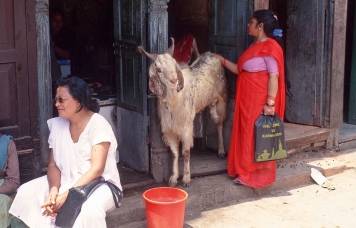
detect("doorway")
[338,0,356,149]
[345,0,356,125]
[167,0,228,176]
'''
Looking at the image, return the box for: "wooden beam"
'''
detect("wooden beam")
[254,0,269,11]
[329,0,347,128]
[35,1,52,167]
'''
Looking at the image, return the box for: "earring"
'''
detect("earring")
[258,28,261,30]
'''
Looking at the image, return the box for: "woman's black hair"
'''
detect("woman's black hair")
[49,7,65,20]
[253,10,293,99]
[56,77,100,113]
[253,9,282,46]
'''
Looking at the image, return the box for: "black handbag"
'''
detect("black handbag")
[254,114,287,162]
[55,176,123,228]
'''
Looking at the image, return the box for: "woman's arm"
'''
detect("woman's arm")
[72,142,110,187]
[50,142,110,213]
[263,72,279,115]
[47,149,61,191]
[41,149,61,216]
[212,53,239,75]
[53,42,71,59]
[0,140,20,195]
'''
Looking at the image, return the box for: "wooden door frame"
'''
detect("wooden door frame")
[328,0,347,128]
[27,0,39,142]
[148,0,171,183]
[35,0,53,166]
[325,0,347,148]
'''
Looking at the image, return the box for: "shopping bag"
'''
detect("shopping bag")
[254,114,287,162]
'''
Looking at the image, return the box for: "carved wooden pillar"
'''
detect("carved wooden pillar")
[254,0,269,10]
[148,0,170,53]
[35,0,52,166]
[148,0,171,183]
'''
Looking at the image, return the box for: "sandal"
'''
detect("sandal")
[233,178,243,185]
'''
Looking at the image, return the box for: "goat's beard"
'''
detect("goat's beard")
[159,86,180,110]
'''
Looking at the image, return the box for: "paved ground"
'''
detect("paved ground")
[108,148,356,228]
[185,167,356,228]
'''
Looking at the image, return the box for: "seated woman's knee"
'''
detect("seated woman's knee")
[80,201,105,220]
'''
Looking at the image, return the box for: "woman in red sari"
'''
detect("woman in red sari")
[214,10,285,188]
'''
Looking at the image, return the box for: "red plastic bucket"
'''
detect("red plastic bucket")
[142,187,188,228]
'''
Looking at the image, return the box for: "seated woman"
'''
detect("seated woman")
[9,77,122,228]
[0,134,20,228]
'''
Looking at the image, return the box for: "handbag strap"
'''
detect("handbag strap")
[104,181,123,208]
[78,178,123,208]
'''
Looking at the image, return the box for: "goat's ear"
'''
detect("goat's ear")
[149,73,164,97]
[165,37,175,56]
[138,46,158,61]
[156,66,162,73]
[176,63,184,92]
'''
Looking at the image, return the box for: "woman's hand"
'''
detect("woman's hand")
[263,104,275,115]
[211,53,224,63]
[41,187,58,217]
[211,53,239,74]
[51,190,69,214]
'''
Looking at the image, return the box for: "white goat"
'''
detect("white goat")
[138,38,227,187]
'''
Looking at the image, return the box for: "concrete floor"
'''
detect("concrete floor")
[339,123,356,142]
[186,168,356,228]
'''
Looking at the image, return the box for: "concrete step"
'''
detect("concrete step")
[284,124,330,149]
[106,149,355,228]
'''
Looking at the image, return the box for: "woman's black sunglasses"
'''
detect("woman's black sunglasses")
[52,97,69,104]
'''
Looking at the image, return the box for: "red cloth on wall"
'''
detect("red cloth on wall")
[227,38,285,188]
[173,34,195,64]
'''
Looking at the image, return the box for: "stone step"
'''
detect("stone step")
[284,124,330,149]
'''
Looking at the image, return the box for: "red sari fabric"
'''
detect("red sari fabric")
[227,38,285,188]
[173,34,195,64]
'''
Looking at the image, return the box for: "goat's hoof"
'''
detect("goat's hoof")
[218,153,226,159]
[168,177,178,187]
[182,182,191,187]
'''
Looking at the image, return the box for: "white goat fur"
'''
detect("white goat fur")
[139,42,227,187]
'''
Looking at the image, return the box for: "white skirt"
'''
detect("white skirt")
[9,176,116,228]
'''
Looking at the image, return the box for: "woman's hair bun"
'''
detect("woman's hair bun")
[89,99,100,113]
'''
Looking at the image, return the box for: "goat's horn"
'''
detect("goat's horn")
[165,37,175,56]
[138,46,158,61]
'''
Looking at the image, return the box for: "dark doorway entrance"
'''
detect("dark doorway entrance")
[345,0,356,124]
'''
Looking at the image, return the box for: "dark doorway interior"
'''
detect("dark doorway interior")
[49,0,116,97]
[167,0,209,63]
[167,0,227,165]
[344,0,356,123]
